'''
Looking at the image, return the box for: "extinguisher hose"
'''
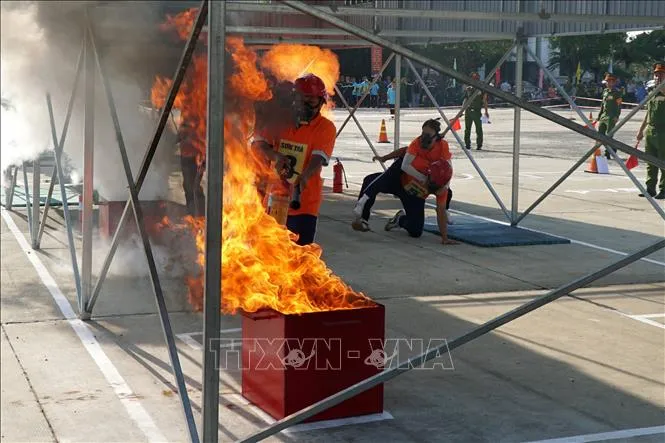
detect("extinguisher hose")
[340,159,349,188]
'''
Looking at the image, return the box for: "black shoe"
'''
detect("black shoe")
[639,189,657,198]
[464,145,471,150]
[656,190,665,200]
[476,146,482,150]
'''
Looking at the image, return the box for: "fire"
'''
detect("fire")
[153,9,372,315]
[260,43,340,115]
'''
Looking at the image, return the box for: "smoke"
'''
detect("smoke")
[1,1,176,201]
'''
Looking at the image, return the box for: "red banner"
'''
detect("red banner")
[371,46,383,75]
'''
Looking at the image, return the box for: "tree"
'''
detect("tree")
[549,30,665,82]
[548,33,627,82]
[412,40,514,79]
[617,30,665,71]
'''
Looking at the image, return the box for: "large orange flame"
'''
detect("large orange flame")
[153,9,372,315]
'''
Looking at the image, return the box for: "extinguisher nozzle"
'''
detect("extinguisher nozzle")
[290,185,302,210]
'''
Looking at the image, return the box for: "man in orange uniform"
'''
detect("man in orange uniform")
[352,119,457,244]
[252,74,336,245]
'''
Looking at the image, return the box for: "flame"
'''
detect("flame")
[260,44,340,116]
[152,9,372,315]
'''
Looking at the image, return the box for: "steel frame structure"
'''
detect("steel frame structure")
[10,1,662,442]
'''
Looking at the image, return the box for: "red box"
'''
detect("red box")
[99,200,187,242]
[241,304,385,422]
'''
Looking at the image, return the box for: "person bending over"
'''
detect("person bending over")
[351,119,458,245]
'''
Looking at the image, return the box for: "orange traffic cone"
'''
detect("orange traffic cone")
[377,119,390,143]
[584,112,596,129]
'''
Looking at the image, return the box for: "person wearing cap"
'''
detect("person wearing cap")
[462,72,489,150]
[252,73,336,245]
[636,62,665,199]
[597,73,624,159]
[351,119,458,245]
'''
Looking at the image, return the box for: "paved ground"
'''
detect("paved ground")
[1,106,664,442]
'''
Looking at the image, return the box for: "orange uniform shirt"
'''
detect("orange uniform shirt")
[258,114,336,217]
[401,137,452,206]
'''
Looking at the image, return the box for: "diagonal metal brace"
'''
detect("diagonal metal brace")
[85,0,209,316]
[514,80,665,225]
[87,22,200,443]
[241,236,665,441]
[405,53,513,222]
[281,0,665,170]
[37,43,84,249]
[523,45,665,221]
[336,53,396,137]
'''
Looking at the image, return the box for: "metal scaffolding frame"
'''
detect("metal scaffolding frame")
[236,0,665,440]
[8,1,663,442]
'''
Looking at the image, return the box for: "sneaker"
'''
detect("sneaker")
[352,217,371,232]
[353,195,369,218]
[385,209,405,231]
[639,189,657,198]
[656,190,665,200]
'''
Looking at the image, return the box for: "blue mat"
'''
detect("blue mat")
[424,215,570,247]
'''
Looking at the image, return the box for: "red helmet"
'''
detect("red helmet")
[295,74,327,99]
[428,160,453,189]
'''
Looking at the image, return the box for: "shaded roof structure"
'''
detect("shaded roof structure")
[218,0,665,47]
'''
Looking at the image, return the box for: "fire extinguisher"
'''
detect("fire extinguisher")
[333,157,347,193]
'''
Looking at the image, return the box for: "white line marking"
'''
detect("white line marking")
[626,315,665,330]
[636,313,665,319]
[345,178,664,267]
[227,394,393,434]
[176,333,203,351]
[443,207,665,267]
[1,208,167,443]
[523,424,665,443]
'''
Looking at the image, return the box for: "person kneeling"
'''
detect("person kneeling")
[352,119,458,245]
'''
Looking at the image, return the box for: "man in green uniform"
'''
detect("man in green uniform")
[597,73,623,159]
[636,62,665,199]
[463,72,489,150]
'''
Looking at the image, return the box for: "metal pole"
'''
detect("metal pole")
[82,17,95,308]
[227,2,664,25]
[280,0,665,170]
[31,156,40,248]
[334,84,387,171]
[88,23,200,442]
[6,166,18,210]
[336,53,395,137]
[202,0,224,440]
[443,42,516,137]
[38,170,56,245]
[37,44,84,248]
[405,58,511,222]
[86,0,208,315]
[523,45,665,221]
[514,80,665,225]
[22,163,33,241]
[47,94,83,311]
[511,42,523,225]
[241,238,665,442]
[394,54,401,152]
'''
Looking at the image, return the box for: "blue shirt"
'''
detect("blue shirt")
[370,83,379,96]
[387,87,396,105]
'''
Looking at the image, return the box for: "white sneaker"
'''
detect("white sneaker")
[385,209,405,231]
[353,194,369,217]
